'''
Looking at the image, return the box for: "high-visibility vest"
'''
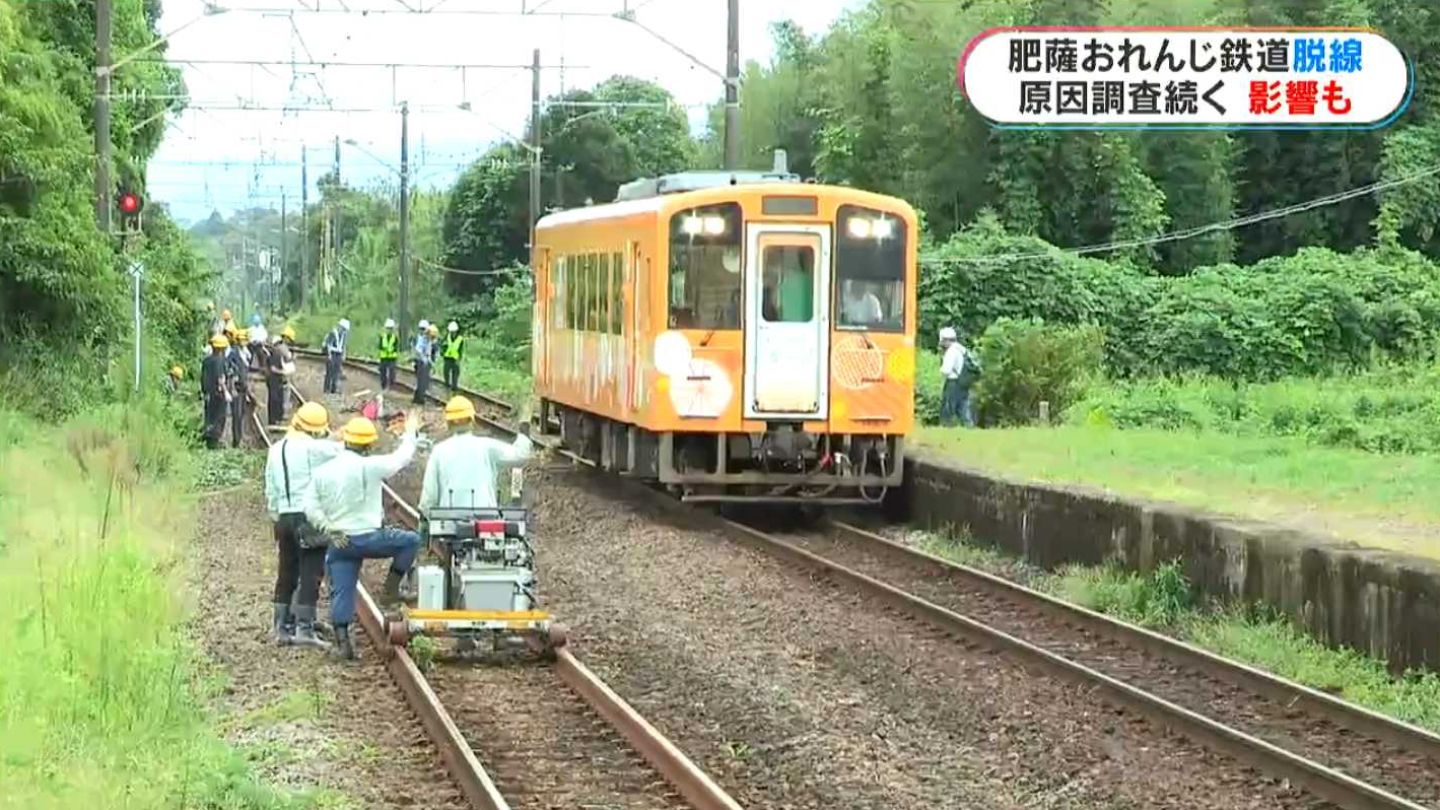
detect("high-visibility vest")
[443,333,464,360]
[378,332,399,360]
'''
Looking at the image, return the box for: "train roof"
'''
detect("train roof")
[614,169,802,201]
[536,180,916,231]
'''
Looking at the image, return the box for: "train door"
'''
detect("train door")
[742,224,831,419]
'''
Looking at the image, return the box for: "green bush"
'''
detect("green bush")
[919,217,1440,383]
[1068,364,1440,453]
[971,318,1104,426]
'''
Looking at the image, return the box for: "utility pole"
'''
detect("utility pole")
[280,189,288,309]
[529,48,542,258]
[95,0,113,231]
[333,135,342,265]
[300,145,309,310]
[397,102,412,346]
[723,0,740,170]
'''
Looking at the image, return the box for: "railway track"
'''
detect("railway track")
[301,353,1440,810]
[250,372,741,810]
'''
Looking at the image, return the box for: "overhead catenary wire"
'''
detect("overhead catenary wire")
[924,162,1440,266]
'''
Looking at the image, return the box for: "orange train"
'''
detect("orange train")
[531,156,917,505]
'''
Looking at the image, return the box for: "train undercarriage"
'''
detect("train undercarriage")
[539,399,903,506]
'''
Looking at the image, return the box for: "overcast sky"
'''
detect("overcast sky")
[148,0,860,224]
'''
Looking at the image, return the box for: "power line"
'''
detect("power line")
[923,163,1440,266]
[126,57,582,70]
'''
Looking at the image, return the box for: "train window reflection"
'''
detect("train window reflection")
[668,203,741,330]
[760,245,815,324]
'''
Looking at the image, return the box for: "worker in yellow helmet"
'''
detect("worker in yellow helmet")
[420,396,532,519]
[304,411,422,661]
[166,365,184,396]
[201,334,230,449]
[224,328,250,447]
[265,331,296,426]
[264,401,344,649]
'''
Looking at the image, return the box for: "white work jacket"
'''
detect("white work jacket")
[264,433,344,520]
[940,343,968,380]
[304,428,418,536]
[420,432,533,514]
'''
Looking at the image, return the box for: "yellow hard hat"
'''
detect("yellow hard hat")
[281,325,296,340]
[291,402,330,435]
[340,416,379,447]
[221,309,232,321]
[427,324,438,336]
[169,365,184,379]
[236,328,249,342]
[210,334,230,349]
[443,395,476,424]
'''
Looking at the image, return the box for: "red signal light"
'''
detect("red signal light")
[118,192,141,214]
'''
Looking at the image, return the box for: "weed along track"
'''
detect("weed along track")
[260,364,741,810]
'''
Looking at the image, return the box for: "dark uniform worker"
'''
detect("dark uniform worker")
[265,332,295,426]
[201,334,230,449]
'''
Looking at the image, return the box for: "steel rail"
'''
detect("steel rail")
[713,521,1426,810]
[290,354,1436,808]
[828,520,1440,764]
[287,353,745,810]
[290,347,514,414]
[250,395,512,810]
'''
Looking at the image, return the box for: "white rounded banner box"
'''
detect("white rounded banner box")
[958,28,1412,128]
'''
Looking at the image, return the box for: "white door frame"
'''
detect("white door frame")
[742,223,831,420]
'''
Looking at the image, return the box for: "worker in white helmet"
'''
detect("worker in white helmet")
[322,318,350,394]
[938,326,977,427]
[441,320,464,391]
[377,318,399,390]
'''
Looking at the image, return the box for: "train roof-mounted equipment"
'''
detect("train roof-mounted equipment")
[615,149,800,202]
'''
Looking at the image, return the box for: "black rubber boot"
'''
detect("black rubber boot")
[271,603,293,645]
[291,606,331,651]
[382,569,405,605]
[333,623,358,661]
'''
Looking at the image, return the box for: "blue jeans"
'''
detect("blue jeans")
[325,527,420,624]
[940,378,975,427]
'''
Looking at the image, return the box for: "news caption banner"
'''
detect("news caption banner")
[958,28,1412,129]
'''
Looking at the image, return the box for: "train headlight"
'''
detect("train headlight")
[847,215,894,240]
[682,216,704,236]
[702,215,726,236]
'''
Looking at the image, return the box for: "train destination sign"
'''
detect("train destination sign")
[958,28,1411,129]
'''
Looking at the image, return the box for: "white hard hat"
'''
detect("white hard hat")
[939,326,957,341]
[384,318,396,329]
[418,319,430,330]
[447,321,458,332]
[339,318,351,330]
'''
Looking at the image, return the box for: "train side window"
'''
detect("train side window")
[668,202,741,330]
[760,245,815,324]
[611,250,623,334]
[555,253,567,330]
[598,253,611,334]
[568,255,580,330]
[587,253,601,332]
[835,205,907,333]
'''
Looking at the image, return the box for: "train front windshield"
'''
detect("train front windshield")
[835,204,906,332]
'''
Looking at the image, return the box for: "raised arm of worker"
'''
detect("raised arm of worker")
[362,411,421,480]
[478,431,534,466]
